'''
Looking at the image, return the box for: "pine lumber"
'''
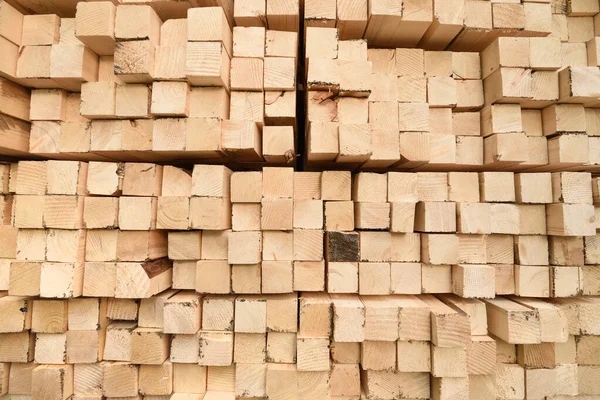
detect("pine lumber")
[0,114,31,157]
[137,289,175,329]
[304,0,336,27]
[139,361,173,396]
[163,291,201,334]
[447,1,491,52]
[363,0,402,48]
[483,297,541,344]
[115,5,162,46]
[419,0,465,51]
[420,295,469,348]
[74,2,116,56]
[509,296,569,343]
[2,0,600,387]
[114,259,172,299]
[266,0,298,31]
[104,321,135,361]
[361,369,430,399]
[0,1,23,47]
[0,295,32,333]
[234,0,266,28]
[0,77,30,121]
[389,0,433,47]
[32,365,73,400]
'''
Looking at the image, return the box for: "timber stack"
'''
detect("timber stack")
[305,25,600,171]
[0,162,599,399]
[0,0,599,399]
[1,0,297,164]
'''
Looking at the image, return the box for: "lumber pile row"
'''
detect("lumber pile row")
[0,293,599,399]
[2,162,599,297]
[304,0,589,51]
[0,161,598,398]
[305,26,600,172]
[0,0,222,20]
[0,3,299,164]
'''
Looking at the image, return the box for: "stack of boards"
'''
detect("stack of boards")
[0,162,599,399]
[0,0,599,400]
[0,1,297,163]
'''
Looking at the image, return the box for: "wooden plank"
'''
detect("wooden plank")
[483,297,541,344]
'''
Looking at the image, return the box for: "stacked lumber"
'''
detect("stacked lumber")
[0,0,233,21]
[0,161,598,399]
[489,296,579,400]
[0,0,600,398]
[304,0,554,50]
[305,27,485,169]
[9,12,99,92]
[0,1,32,157]
[226,25,297,162]
[305,28,378,167]
[304,25,600,172]
[0,2,299,164]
